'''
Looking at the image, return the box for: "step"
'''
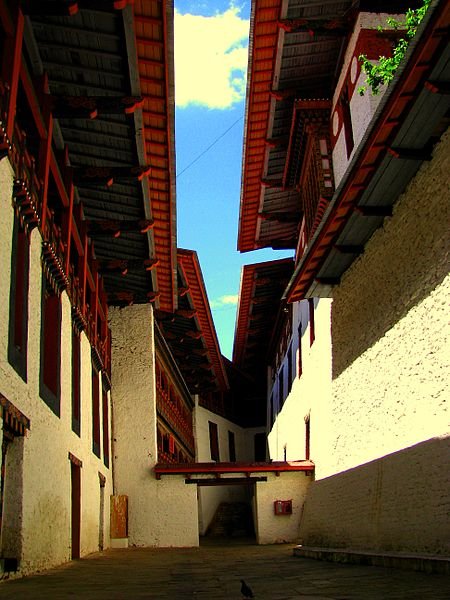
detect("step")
[293,545,450,574]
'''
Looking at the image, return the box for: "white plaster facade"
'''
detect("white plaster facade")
[297,126,450,555]
[254,472,310,545]
[0,158,113,577]
[110,304,199,547]
[267,298,332,474]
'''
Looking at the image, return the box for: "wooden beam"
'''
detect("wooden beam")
[259,211,301,223]
[50,95,144,118]
[315,277,340,286]
[387,146,432,161]
[278,17,349,36]
[186,477,267,486]
[37,76,53,238]
[334,244,365,255]
[21,0,78,16]
[355,205,393,217]
[73,165,151,186]
[87,218,155,237]
[424,80,450,95]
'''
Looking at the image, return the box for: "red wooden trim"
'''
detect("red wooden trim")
[68,451,82,467]
[64,181,74,275]
[81,228,88,317]
[38,79,53,237]
[154,460,314,479]
[50,152,70,208]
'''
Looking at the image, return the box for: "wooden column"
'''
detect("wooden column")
[1,4,24,139]
[37,74,54,237]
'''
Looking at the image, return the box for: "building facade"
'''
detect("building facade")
[236,0,449,557]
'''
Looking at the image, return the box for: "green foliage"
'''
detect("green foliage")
[358,0,431,95]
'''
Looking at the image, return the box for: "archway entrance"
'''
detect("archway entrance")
[195,478,265,544]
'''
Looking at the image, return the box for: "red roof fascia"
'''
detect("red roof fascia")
[178,250,229,391]
[133,0,177,313]
[238,0,283,252]
[154,460,315,478]
[286,1,450,303]
[233,258,293,366]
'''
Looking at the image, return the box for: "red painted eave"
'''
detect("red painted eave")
[133,0,177,312]
[154,460,315,479]
[238,0,282,252]
[285,1,450,303]
[233,258,294,367]
[178,250,229,391]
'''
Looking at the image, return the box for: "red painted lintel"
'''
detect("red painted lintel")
[154,460,315,478]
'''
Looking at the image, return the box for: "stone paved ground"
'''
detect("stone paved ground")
[0,540,449,599]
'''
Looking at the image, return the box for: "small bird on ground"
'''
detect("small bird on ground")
[240,579,254,598]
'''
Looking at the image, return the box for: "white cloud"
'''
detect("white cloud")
[210,294,239,309]
[174,6,249,109]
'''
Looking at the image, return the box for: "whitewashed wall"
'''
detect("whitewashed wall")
[267,298,332,475]
[0,158,113,577]
[299,127,450,554]
[110,304,198,547]
[254,472,310,545]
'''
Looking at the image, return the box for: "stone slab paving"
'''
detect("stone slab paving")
[0,541,449,599]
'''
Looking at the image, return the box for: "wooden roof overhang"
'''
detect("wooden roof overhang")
[284,0,450,302]
[26,0,176,310]
[233,258,294,376]
[155,249,229,395]
[154,459,315,480]
[238,0,353,253]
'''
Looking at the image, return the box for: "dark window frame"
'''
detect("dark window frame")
[102,379,110,468]
[208,421,220,462]
[39,276,61,416]
[341,85,354,158]
[92,366,101,458]
[298,322,303,378]
[228,430,236,462]
[308,298,315,346]
[8,215,30,381]
[72,329,81,436]
[279,365,285,408]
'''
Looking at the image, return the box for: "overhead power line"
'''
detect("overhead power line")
[176,115,243,179]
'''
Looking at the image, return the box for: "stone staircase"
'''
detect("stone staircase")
[206,502,254,538]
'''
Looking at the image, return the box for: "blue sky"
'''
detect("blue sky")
[174,1,293,359]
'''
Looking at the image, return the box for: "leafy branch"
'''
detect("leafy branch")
[358,0,431,95]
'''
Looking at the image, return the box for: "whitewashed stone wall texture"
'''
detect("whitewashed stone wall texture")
[0,158,113,577]
[255,472,310,545]
[110,304,198,547]
[299,127,450,554]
